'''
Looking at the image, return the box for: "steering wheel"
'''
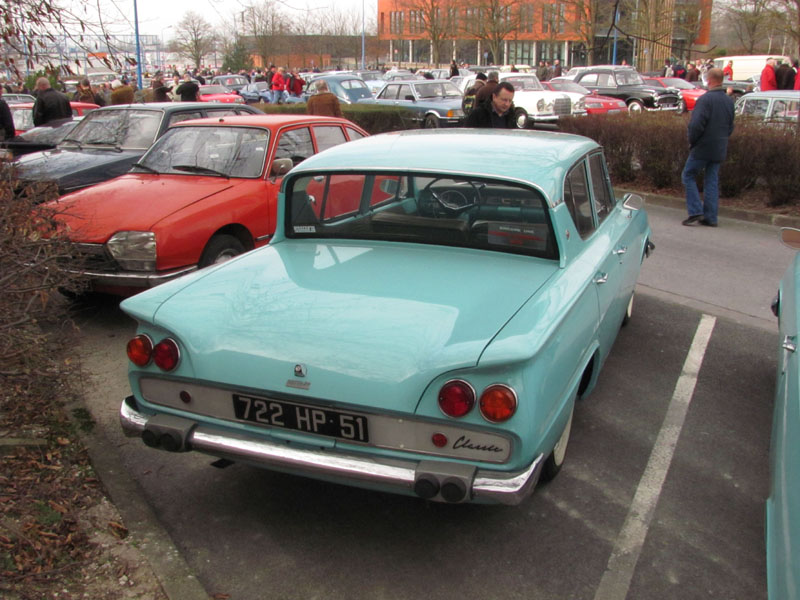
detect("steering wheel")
[423,179,480,216]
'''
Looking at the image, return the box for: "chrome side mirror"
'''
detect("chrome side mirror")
[622,193,644,211]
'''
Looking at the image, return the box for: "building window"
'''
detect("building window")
[448,8,458,34]
[409,10,423,34]
[390,11,405,35]
[542,3,565,35]
[519,4,535,34]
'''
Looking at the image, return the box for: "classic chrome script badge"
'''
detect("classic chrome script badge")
[286,364,310,390]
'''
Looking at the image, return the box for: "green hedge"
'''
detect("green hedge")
[253,102,417,134]
[560,113,800,206]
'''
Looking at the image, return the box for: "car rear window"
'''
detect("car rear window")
[285,172,557,259]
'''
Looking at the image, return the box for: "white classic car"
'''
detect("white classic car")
[461,71,584,128]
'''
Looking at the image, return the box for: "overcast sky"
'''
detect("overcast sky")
[105,0,377,38]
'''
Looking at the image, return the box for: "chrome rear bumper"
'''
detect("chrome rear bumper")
[120,396,542,505]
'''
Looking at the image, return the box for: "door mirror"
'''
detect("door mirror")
[780,227,800,250]
[622,193,644,211]
[271,158,293,177]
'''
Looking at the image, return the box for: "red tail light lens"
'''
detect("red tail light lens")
[152,338,180,371]
[479,384,518,422]
[438,380,475,418]
[127,334,153,367]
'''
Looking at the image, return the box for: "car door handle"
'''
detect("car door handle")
[783,335,797,353]
[613,246,628,256]
[594,273,609,284]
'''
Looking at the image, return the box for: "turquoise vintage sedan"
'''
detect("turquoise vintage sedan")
[119,130,653,505]
[768,227,800,599]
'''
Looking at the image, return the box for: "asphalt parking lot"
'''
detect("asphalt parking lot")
[77,274,777,599]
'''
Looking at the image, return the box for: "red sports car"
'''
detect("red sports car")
[197,84,246,104]
[542,79,628,115]
[644,78,706,112]
[10,101,99,135]
[47,114,368,296]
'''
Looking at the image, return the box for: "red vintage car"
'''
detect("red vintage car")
[197,84,246,104]
[644,77,706,112]
[48,114,368,296]
[542,79,628,115]
[10,101,99,135]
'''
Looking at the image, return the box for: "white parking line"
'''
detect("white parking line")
[593,314,716,600]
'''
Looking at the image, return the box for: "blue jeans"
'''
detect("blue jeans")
[271,90,287,104]
[682,154,721,224]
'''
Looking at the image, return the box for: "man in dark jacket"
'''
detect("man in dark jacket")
[0,88,15,140]
[464,81,516,128]
[175,73,199,101]
[32,77,72,126]
[681,68,735,227]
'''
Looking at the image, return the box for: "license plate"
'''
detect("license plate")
[232,393,369,443]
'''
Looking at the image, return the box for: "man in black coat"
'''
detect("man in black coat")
[0,88,15,140]
[463,81,516,129]
[32,77,72,126]
[680,68,735,227]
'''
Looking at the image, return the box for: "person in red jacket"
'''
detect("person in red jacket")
[722,61,733,80]
[286,70,305,98]
[270,67,287,104]
[760,58,778,91]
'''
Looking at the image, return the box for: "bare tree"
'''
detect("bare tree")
[395,0,456,65]
[242,1,289,68]
[174,11,216,69]
[719,0,778,53]
[0,0,130,77]
[562,0,614,65]
[460,0,524,65]
[774,0,800,55]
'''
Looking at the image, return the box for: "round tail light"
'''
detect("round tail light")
[127,334,153,367]
[438,380,475,418]
[479,384,517,422]
[152,338,180,372]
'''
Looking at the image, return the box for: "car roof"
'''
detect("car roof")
[170,114,359,129]
[290,129,599,205]
[742,90,800,99]
[91,102,241,113]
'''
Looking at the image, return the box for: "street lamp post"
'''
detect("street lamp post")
[361,0,366,69]
[133,0,143,88]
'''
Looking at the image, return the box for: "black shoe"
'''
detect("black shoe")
[699,218,718,227]
[682,215,703,226]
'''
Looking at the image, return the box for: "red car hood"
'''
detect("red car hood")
[51,174,236,242]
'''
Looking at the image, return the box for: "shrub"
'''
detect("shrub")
[634,113,689,188]
[719,119,763,197]
[254,102,416,134]
[758,125,800,206]
[559,114,639,182]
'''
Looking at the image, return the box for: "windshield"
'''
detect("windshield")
[138,126,269,178]
[414,82,462,99]
[615,70,645,86]
[504,75,545,92]
[20,120,80,143]
[200,85,231,95]
[64,109,162,148]
[286,172,556,259]
[217,77,247,86]
[339,79,373,102]
[549,80,589,94]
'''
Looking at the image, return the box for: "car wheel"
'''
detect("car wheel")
[621,292,634,327]
[627,100,644,114]
[541,404,574,482]
[514,108,529,129]
[199,234,246,268]
[423,115,439,129]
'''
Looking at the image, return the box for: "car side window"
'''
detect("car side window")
[598,74,614,87]
[274,127,314,166]
[313,125,347,153]
[398,84,413,100]
[380,85,398,100]
[564,161,595,239]
[588,153,615,224]
[169,111,203,126]
[742,99,768,117]
[579,73,598,86]
[207,109,239,117]
[346,127,366,141]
